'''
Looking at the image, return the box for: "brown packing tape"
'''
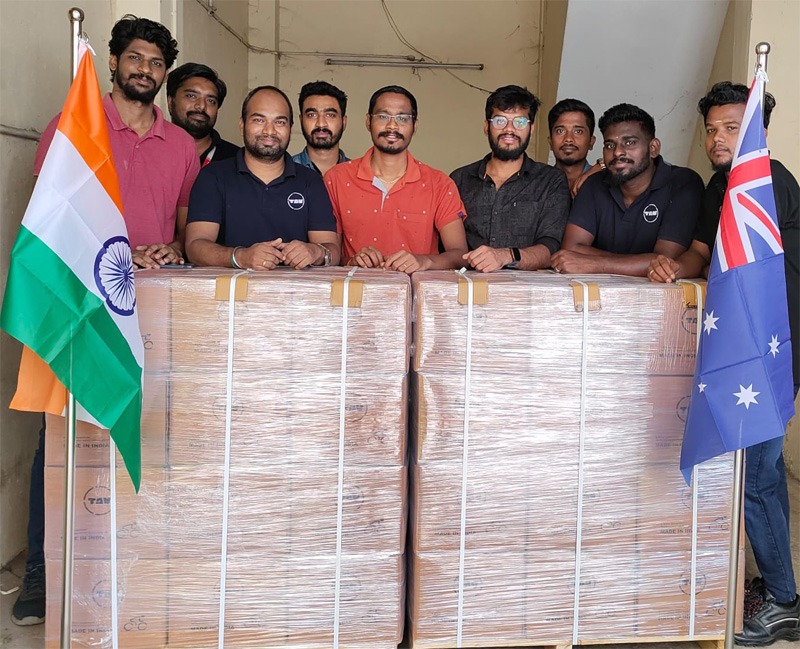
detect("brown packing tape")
[681,280,707,308]
[330,278,364,307]
[214,274,249,301]
[457,277,489,305]
[571,281,601,312]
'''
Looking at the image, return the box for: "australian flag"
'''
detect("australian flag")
[680,69,795,482]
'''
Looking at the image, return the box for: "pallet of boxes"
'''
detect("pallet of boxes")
[408,271,741,648]
[44,268,410,649]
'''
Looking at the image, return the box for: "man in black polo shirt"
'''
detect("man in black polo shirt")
[185,85,340,269]
[451,85,570,273]
[649,82,799,646]
[167,62,240,166]
[551,103,703,276]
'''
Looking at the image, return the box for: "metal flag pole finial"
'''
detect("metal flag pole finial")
[69,7,84,80]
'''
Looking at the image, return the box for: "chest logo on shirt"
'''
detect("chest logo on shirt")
[643,203,659,223]
[287,192,306,210]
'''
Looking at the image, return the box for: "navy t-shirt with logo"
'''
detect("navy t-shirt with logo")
[188,150,336,247]
[568,156,704,254]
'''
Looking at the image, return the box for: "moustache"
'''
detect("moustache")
[187,111,210,121]
[129,73,155,84]
[611,157,634,165]
[378,131,404,140]
[312,128,333,137]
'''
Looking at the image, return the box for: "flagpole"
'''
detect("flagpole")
[722,41,771,649]
[61,11,83,649]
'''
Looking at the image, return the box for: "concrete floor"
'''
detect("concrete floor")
[2,473,798,649]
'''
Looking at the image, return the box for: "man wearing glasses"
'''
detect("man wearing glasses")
[451,85,571,272]
[551,103,703,276]
[324,85,468,274]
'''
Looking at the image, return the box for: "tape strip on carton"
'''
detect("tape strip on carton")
[331,278,364,307]
[571,279,591,644]
[218,271,248,648]
[454,269,475,647]
[334,267,357,648]
[215,273,249,301]
[457,275,488,305]
[679,279,706,638]
[570,281,601,312]
[681,280,707,308]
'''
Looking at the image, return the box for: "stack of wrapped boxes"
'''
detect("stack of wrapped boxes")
[409,271,736,647]
[44,268,410,648]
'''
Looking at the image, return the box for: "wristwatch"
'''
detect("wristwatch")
[596,157,606,170]
[504,247,521,269]
[318,244,331,267]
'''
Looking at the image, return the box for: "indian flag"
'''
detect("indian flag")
[1,41,144,490]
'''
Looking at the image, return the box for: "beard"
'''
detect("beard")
[374,131,407,155]
[302,126,343,151]
[608,156,650,186]
[488,131,530,162]
[711,159,732,173]
[244,133,287,162]
[115,69,160,104]
[171,110,213,140]
[556,156,585,167]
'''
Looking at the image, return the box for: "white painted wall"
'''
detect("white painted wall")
[554,0,729,167]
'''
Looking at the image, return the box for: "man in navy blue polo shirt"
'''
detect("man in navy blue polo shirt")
[550,103,703,276]
[186,85,340,270]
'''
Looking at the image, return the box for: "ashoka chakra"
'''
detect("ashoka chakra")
[94,236,136,316]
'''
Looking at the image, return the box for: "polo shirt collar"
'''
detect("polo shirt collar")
[102,93,166,139]
[356,147,421,184]
[474,152,533,180]
[235,150,297,184]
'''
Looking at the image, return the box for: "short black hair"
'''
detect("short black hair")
[548,98,595,135]
[368,85,418,121]
[240,85,294,125]
[598,103,656,139]
[485,85,541,123]
[109,14,178,69]
[697,81,775,128]
[299,81,348,116]
[167,62,228,107]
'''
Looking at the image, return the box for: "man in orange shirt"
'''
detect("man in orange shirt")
[324,85,467,274]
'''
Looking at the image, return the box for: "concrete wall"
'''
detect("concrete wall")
[248,0,544,174]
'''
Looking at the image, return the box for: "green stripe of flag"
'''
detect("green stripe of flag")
[1,226,142,488]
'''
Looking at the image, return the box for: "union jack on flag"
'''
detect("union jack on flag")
[680,68,795,482]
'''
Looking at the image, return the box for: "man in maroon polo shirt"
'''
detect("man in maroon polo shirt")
[34,14,199,268]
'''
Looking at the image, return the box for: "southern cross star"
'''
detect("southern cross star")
[768,335,780,358]
[703,310,719,334]
[733,384,760,409]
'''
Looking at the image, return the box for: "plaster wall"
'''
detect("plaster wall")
[554,0,728,168]
[248,0,544,174]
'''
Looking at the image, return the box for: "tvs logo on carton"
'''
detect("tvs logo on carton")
[676,395,691,422]
[83,486,112,515]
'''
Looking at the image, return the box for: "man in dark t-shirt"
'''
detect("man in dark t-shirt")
[552,103,703,276]
[649,82,799,647]
[186,86,340,270]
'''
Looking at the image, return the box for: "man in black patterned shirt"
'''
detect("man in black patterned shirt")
[451,85,570,272]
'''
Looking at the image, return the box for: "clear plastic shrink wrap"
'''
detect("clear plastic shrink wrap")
[44,268,410,649]
[409,271,740,648]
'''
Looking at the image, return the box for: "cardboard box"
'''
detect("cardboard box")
[45,558,167,649]
[44,466,167,560]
